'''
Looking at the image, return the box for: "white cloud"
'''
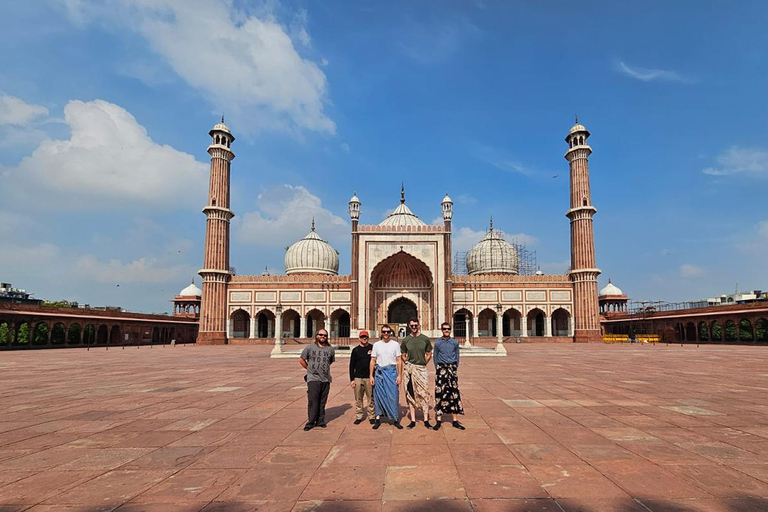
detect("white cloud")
[758,219,768,239]
[451,226,537,253]
[63,0,334,134]
[236,184,348,248]
[340,142,350,153]
[76,255,195,284]
[702,146,768,177]
[616,61,692,83]
[680,263,705,278]
[0,93,49,126]
[471,143,535,176]
[456,194,477,204]
[1,99,208,209]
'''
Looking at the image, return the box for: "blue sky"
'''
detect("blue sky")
[1,0,767,313]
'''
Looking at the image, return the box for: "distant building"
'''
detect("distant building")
[0,283,43,306]
[707,290,765,306]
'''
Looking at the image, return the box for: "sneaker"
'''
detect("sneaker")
[369,419,376,425]
[452,421,466,430]
[317,423,327,428]
[424,421,433,429]
[354,419,364,425]
[406,421,417,429]
[303,424,314,431]
[372,420,381,430]
[394,421,404,430]
[433,421,442,431]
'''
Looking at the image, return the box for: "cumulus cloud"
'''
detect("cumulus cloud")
[680,263,705,278]
[702,146,768,177]
[63,0,334,134]
[0,93,49,125]
[452,226,537,253]
[1,99,208,209]
[236,184,348,248]
[615,61,692,83]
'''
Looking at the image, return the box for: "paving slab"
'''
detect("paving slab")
[3,344,768,509]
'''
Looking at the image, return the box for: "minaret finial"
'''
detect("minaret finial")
[575,114,579,124]
[400,183,405,204]
[490,216,494,231]
[311,217,315,231]
[221,113,225,123]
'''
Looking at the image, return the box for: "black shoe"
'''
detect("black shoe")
[369,419,376,425]
[303,424,314,431]
[372,420,381,430]
[317,423,327,428]
[433,421,441,431]
[354,419,364,425]
[452,421,466,430]
[406,421,417,429]
[394,421,404,430]
[424,421,433,429]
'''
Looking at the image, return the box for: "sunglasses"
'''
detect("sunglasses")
[317,333,328,337]
[441,328,451,331]
[381,330,392,334]
[360,335,369,339]
[409,324,419,328]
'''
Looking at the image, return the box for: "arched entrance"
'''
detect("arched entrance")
[388,297,417,324]
[527,308,545,337]
[330,309,350,338]
[370,251,433,333]
[230,310,250,339]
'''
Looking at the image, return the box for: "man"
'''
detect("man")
[369,324,403,430]
[299,328,335,431]
[349,330,375,425]
[433,322,465,430]
[400,317,433,429]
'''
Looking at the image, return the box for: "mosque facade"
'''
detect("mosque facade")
[195,120,601,344]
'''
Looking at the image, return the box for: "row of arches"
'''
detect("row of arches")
[676,318,768,343]
[0,320,190,347]
[229,308,351,339]
[452,307,572,338]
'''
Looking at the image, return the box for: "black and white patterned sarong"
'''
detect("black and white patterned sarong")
[434,362,464,416]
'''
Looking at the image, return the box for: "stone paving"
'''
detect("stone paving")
[1,343,768,511]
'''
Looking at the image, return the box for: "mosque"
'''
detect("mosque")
[189,119,603,344]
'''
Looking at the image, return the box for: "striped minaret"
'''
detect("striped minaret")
[197,118,235,345]
[565,118,601,343]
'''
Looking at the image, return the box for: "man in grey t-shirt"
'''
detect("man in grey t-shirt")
[300,328,335,431]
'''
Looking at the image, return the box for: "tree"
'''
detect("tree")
[0,323,9,345]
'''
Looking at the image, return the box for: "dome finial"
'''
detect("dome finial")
[221,113,225,123]
[608,277,611,284]
[401,183,405,204]
[489,216,494,231]
[311,217,315,231]
[575,114,578,124]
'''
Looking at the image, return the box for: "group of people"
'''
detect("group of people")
[299,318,465,431]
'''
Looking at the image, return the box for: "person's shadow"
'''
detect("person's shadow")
[324,403,352,422]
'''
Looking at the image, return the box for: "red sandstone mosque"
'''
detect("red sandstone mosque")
[194,119,602,345]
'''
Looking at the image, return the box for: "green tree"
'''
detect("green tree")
[0,322,8,345]
[16,323,30,345]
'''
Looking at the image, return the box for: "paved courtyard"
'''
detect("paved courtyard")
[1,344,768,512]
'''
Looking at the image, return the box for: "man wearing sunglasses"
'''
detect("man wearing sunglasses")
[433,322,465,430]
[349,330,375,425]
[369,324,403,430]
[300,329,335,431]
[400,318,433,429]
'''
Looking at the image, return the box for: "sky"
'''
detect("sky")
[1,0,767,313]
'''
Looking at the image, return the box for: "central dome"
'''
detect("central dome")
[378,185,427,228]
[285,221,339,275]
[466,221,519,275]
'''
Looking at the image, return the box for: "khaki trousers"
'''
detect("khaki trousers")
[354,377,375,420]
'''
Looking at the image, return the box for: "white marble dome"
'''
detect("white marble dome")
[466,223,519,275]
[285,223,339,275]
[178,281,202,297]
[569,122,587,135]
[379,202,427,228]
[599,280,624,297]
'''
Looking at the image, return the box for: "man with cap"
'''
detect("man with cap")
[349,330,375,424]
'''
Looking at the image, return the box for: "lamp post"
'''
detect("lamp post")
[272,302,283,356]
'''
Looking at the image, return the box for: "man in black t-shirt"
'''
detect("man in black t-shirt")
[349,330,375,425]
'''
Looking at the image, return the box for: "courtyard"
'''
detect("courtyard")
[1,344,768,511]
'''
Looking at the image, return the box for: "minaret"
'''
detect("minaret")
[441,192,454,325]
[565,118,601,343]
[197,117,235,345]
[348,192,361,335]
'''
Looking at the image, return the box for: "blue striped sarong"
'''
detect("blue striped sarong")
[373,365,399,420]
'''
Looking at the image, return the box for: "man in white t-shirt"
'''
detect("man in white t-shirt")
[369,324,403,430]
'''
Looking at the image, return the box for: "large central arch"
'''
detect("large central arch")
[369,251,434,333]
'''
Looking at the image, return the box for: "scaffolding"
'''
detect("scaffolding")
[452,232,538,276]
